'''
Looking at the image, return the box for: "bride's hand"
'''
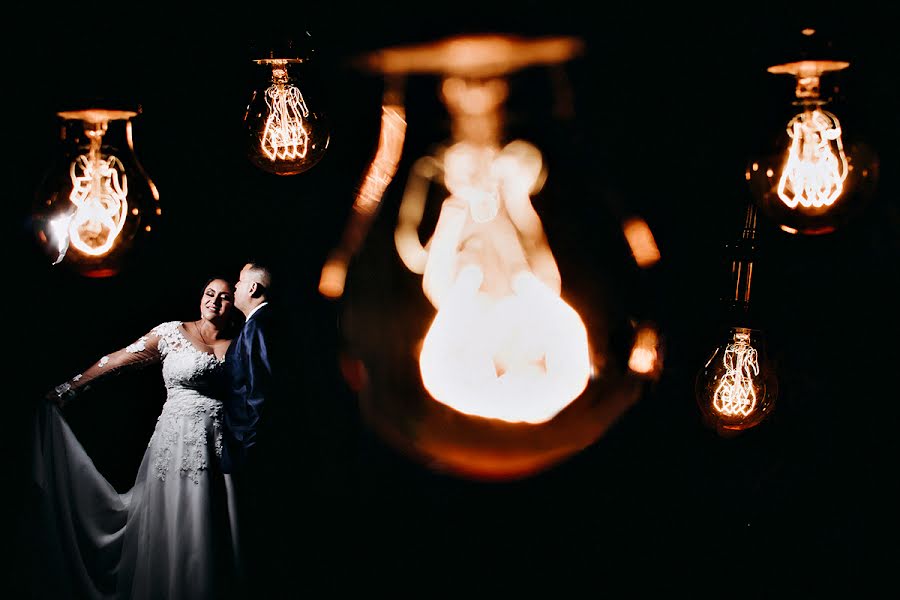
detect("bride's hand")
[47,383,74,408]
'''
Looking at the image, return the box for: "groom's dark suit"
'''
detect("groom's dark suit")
[222,302,276,474]
[221,302,285,594]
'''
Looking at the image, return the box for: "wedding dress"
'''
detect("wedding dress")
[31,321,238,600]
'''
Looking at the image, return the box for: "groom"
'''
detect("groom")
[221,260,283,593]
[222,260,277,473]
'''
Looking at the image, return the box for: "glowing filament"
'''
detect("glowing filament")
[402,140,590,423]
[713,331,759,417]
[777,109,848,209]
[420,269,590,424]
[261,83,310,161]
[66,152,129,256]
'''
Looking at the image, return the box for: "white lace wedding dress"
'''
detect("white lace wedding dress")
[31,321,238,600]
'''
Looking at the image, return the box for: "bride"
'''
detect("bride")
[32,277,241,600]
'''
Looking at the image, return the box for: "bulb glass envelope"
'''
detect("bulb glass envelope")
[748,47,878,235]
[696,327,777,435]
[337,34,664,480]
[33,109,160,277]
[244,49,330,175]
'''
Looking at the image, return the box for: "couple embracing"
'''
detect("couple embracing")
[32,261,283,600]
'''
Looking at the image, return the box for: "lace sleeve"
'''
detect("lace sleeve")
[49,323,168,406]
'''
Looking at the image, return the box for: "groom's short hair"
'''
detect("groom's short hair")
[244,259,274,298]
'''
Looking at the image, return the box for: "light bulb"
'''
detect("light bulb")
[32,109,160,278]
[244,54,329,175]
[695,201,776,434]
[696,327,777,434]
[747,29,878,235]
[776,106,848,209]
[336,35,663,480]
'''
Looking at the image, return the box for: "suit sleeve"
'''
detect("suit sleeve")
[241,319,273,451]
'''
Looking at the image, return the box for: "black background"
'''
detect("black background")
[8,4,899,596]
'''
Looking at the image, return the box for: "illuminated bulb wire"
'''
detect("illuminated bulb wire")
[778,108,848,209]
[713,331,759,417]
[419,269,590,424]
[406,141,589,423]
[261,83,310,161]
[66,153,129,256]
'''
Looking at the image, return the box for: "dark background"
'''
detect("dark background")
[9,4,899,596]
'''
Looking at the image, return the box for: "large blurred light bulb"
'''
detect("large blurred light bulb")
[747,28,878,235]
[337,35,663,480]
[32,109,160,277]
[244,54,329,175]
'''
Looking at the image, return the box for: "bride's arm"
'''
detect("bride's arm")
[47,324,167,408]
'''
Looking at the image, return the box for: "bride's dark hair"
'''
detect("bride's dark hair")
[203,275,231,288]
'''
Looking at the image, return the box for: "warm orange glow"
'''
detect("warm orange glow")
[361,34,583,78]
[260,64,310,162]
[628,325,660,375]
[38,109,158,275]
[337,32,651,478]
[764,56,854,216]
[394,155,440,275]
[623,217,660,268]
[65,150,129,257]
[355,104,407,216]
[318,260,348,299]
[777,108,848,210]
[399,140,590,423]
[319,100,407,298]
[58,109,137,123]
[767,60,849,79]
[411,141,560,307]
[419,269,590,424]
[83,268,118,278]
[713,330,760,418]
[46,112,144,262]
